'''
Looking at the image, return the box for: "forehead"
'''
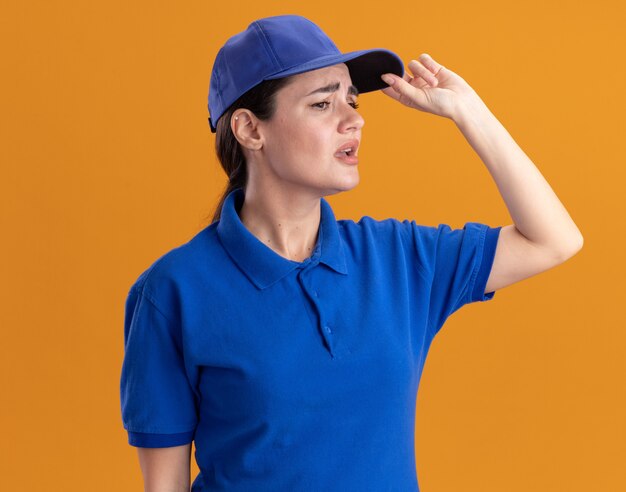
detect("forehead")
[280,63,355,97]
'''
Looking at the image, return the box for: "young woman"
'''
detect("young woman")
[120,14,583,492]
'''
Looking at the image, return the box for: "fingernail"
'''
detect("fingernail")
[381,74,394,85]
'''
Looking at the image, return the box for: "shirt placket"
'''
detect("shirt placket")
[295,260,349,360]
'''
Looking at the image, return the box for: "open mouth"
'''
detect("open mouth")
[336,147,355,157]
[334,140,359,165]
[334,139,359,158]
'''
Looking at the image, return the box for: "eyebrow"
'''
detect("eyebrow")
[305,82,359,97]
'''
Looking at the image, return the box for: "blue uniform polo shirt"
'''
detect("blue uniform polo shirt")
[120,186,501,491]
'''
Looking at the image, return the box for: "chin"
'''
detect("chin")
[330,176,360,195]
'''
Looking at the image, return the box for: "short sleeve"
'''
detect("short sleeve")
[420,222,501,337]
[120,284,198,448]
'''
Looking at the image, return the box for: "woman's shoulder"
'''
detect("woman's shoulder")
[337,214,477,240]
[337,214,436,239]
[336,215,434,260]
[337,214,401,230]
[126,223,221,303]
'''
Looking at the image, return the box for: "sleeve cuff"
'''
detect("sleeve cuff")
[127,430,195,448]
[471,225,502,302]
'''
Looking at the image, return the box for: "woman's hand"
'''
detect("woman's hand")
[381,54,484,120]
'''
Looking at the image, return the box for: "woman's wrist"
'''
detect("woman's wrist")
[452,91,492,126]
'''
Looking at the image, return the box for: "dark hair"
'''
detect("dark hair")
[206,76,295,225]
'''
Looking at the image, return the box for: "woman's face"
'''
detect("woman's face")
[255,63,365,197]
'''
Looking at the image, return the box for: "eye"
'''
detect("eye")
[311,101,331,110]
[311,100,360,111]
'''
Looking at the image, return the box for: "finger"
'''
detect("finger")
[398,67,431,90]
[408,59,439,87]
[383,66,433,93]
[418,53,445,78]
[381,73,425,106]
[380,85,401,101]
[411,74,432,90]
[380,74,410,102]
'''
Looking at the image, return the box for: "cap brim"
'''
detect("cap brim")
[265,48,404,94]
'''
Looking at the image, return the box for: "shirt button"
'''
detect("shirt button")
[325,325,332,334]
[314,291,319,298]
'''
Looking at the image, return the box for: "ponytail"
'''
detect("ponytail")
[206,76,295,225]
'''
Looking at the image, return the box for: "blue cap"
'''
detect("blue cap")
[208,14,404,132]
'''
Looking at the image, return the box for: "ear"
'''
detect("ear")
[231,110,263,151]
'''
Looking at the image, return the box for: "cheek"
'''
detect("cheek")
[298,120,332,157]
[274,121,327,161]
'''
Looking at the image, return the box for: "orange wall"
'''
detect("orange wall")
[1,1,624,490]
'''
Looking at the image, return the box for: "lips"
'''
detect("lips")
[334,139,359,157]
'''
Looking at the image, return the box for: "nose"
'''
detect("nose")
[338,101,365,133]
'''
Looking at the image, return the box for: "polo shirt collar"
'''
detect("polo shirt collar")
[216,187,348,290]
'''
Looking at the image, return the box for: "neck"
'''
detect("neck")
[238,184,321,263]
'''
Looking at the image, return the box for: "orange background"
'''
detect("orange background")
[1,1,624,490]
